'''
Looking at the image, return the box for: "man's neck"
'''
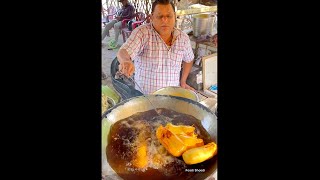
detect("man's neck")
[161,33,173,46]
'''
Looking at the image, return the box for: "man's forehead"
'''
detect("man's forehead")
[154,5,174,14]
[154,11,174,14]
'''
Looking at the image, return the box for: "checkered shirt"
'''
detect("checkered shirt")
[120,23,194,94]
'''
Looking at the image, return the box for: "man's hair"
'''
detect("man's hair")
[151,0,175,13]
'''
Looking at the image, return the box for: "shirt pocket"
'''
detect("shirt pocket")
[169,46,184,67]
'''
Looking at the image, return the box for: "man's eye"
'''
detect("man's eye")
[157,15,173,19]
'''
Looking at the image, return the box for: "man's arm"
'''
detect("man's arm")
[117,24,143,77]
[180,60,195,91]
[117,48,135,77]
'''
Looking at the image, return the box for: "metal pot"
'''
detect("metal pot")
[192,13,215,37]
[102,95,217,180]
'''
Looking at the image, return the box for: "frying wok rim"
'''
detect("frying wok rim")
[102,95,214,119]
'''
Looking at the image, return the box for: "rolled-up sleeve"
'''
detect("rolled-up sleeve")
[119,27,144,60]
[182,34,194,63]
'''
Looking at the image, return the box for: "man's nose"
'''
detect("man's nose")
[161,16,169,22]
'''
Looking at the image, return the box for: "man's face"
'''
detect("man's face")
[151,4,176,37]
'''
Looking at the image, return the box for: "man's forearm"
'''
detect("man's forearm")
[117,49,132,63]
[180,60,194,83]
[117,48,135,77]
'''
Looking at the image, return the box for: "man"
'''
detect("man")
[117,0,195,94]
[102,0,135,49]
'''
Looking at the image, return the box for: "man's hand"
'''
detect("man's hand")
[180,81,196,92]
[117,49,134,77]
[119,61,135,77]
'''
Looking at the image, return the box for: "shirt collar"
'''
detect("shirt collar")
[150,23,181,45]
